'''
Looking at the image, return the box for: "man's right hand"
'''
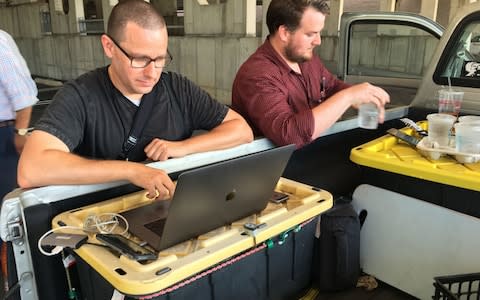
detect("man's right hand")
[129,164,176,200]
[18,130,176,198]
[347,82,390,105]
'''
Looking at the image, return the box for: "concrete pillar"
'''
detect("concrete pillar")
[73,0,85,33]
[454,0,463,13]
[440,0,460,25]
[152,0,177,16]
[102,1,115,33]
[184,0,224,35]
[420,0,439,20]
[245,0,256,37]
[380,0,396,11]
[224,0,256,36]
[395,0,421,12]
[436,0,451,27]
[324,0,341,36]
[261,0,271,40]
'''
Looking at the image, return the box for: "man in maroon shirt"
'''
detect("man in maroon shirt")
[232,0,390,148]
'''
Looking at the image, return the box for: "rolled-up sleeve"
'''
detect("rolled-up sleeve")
[0,31,38,120]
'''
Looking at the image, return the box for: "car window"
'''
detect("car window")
[348,22,439,80]
[434,11,480,88]
[342,20,440,114]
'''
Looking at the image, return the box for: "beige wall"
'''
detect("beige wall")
[0,3,47,38]
[0,0,467,104]
[344,0,380,11]
[10,32,437,105]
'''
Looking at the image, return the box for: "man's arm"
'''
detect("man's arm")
[0,32,38,153]
[13,106,32,154]
[233,75,388,148]
[144,108,253,161]
[17,130,175,199]
[310,82,390,140]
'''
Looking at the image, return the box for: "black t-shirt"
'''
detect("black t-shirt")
[36,67,228,162]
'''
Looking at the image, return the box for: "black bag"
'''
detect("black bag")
[314,199,363,291]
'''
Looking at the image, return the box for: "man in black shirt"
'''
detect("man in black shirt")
[18,0,253,199]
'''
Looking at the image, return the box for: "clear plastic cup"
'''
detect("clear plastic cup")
[454,123,480,154]
[427,113,456,147]
[458,115,480,124]
[438,89,464,116]
[358,103,379,129]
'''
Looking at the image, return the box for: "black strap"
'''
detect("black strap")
[118,94,155,160]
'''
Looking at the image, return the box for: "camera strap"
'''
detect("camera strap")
[118,93,155,161]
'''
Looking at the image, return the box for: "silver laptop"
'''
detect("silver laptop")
[121,144,295,251]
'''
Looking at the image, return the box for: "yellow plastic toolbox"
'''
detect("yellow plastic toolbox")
[350,122,480,192]
[51,177,333,298]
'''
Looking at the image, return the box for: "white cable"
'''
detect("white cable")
[51,246,63,255]
[38,212,130,256]
[83,212,129,235]
[37,225,83,256]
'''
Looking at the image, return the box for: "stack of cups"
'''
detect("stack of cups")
[458,115,480,124]
[426,113,456,147]
[455,117,480,154]
[430,88,466,149]
[438,89,464,117]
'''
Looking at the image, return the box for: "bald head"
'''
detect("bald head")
[107,0,166,42]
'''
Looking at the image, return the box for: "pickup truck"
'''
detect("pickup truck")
[3,4,480,300]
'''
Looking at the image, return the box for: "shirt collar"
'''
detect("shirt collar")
[261,36,299,75]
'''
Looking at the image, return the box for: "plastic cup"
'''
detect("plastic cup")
[358,103,379,129]
[427,113,456,147]
[438,89,464,116]
[454,123,480,154]
[458,115,480,124]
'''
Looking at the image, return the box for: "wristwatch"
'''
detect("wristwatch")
[15,127,34,136]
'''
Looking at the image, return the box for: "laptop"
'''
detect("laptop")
[121,144,295,251]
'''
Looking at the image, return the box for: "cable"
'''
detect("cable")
[37,226,83,256]
[37,212,130,256]
[83,212,129,235]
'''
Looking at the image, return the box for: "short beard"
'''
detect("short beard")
[284,43,309,64]
[285,47,310,64]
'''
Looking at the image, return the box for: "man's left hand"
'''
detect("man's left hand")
[144,138,187,161]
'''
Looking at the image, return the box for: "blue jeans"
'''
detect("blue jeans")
[0,125,18,201]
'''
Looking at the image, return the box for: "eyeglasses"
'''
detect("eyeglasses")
[107,35,172,69]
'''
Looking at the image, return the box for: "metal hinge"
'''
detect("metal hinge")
[7,217,24,243]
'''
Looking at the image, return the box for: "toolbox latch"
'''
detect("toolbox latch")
[243,222,267,245]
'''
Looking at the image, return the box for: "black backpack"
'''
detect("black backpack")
[313,198,365,291]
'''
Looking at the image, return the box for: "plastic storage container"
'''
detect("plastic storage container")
[52,177,333,299]
[350,122,480,219]
[350,122,480,192]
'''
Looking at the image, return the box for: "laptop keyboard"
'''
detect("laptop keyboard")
[144,218,166,236]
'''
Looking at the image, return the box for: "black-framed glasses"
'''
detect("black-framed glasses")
[107,35,172,69]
